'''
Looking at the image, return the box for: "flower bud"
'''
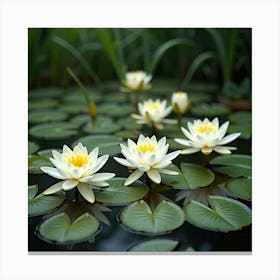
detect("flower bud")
[171,92,190,115]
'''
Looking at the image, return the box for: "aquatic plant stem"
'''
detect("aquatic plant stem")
[204,154,210,166]
[74,188,80,202]
[177,114,182,126]
[134,91,140,109]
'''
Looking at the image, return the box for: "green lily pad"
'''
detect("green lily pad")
[191,103,231,116]
[95,178,149,205]
[29,87,64,99]
[227,178,252,200]
[117,118,142,130]
[228,112,251,123]
[69,115,91,126]
[63,91,103,103]
[104,92,127,103]
[120,200,185,234]
[29,110,68,123]
[29,99,58,110]
[128,239,179,252]
[38,148,62,158]
[115,130,139,139]
[72,135,123,156]
[59,103,89,114]
[161,163,215,190]
[228,123,251,139]
[29,122,78,139]
[28,185,65,216]
[38,212,100,244]
[28,155,52,173]
[28,141,39,154]
[184,196,252,232]
[210,154,251,177]
[83,118,120,134]
[98,103,135,116]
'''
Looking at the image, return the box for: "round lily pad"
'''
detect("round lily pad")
[117,118,142,130]
[28,141,39,154]
[184,196,252,232]
[59,103,89,114]
[38,148,62,158]
[83,118,120,134]
[104,92,127,103]
[29,110,68,123]
[28,155,52,173]
[98,103,135,116]
[29,87,64,99]
[28,185,65,216]
[191,103,231,116]
[120,200,185,234]
[95,178,149,205]
[115,130,139,139]
[161,163,215,190]
[128,239,179,252]
[228,123,251,139]
[210,154,251,177]
[188,92,211,104]
[29,122,78,139]
[228,112,251,123]
[29,99,58,110]
[38,212,100,244]
[72,135,123,156]
[227,178,252,200]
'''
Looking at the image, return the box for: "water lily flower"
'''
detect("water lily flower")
[171,91,190,115]
[40,143,115,203]
[131,99,172,129]
[121,71,152,92]
[114,135,181,185]
[174,117,241,155]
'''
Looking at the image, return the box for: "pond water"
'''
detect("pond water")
[28,81,252,252]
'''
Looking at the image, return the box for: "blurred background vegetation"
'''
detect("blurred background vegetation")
[28,28,251,100]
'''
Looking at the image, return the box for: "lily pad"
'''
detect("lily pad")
[29,87,64,99]
[188,92,211,104]
[161,163,215,190]
[210,154,251,177]
[29,110,68,123]
[28,141,39,154]
[228,123,251,139]
[115,130,139,139]
[28,185,65,216]
[83,118,120,134]
[227,178,252,200]
[38,212,100,244]
[95,178,149,205]
[28,155,52,173]
[59,103,89,114]
[117,118,142,130]
[191,103,231,116]
[98,103,135,116]
[38,148,62,158]
[104,92,127,103]
[228,112,251,123]
[128,239,179,252]
[120,200,185,234]
[29,122,78,139]
[72,135,123,156]
[29,99,58,110]
[184,196,252,232]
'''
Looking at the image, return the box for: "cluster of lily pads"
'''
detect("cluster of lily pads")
[28,71,252,251]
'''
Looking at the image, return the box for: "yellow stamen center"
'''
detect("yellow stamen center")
[136,144,155,153]
[146,103,160,110]
[68,154,89,167]
[196,124,215,133]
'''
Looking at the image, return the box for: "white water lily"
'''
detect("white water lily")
[122,71,152,92]
[174,117,241,155]
[131,99,172,129]
[40,143,115,203]
[114,135,181,185]
[172,92,190,115]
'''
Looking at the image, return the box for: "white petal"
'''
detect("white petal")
[63,144,72,155]
[180,148,200,155]
[218,133,241,145]
[158,169,179,175]
[113,157,134,167]
[125,170,144,186]
[52,150,62,161]
[91,181,109,187]
[147,168,161,184]
[77,183,95,203]
[138,165,150,172]
[89,155,109,174]
[40,167,67,179]
[181,127,195,141]
[88,172,115,182]
[201,147,213,155]
[89,147,99,160]
[70,168,82,179]
[43,181,64,195]
[218,121,229,139]
[153,160,172,169]
[62,179,78,190]
[213,146,232,155]
[162,150,180,162]
[174,138,191,146]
